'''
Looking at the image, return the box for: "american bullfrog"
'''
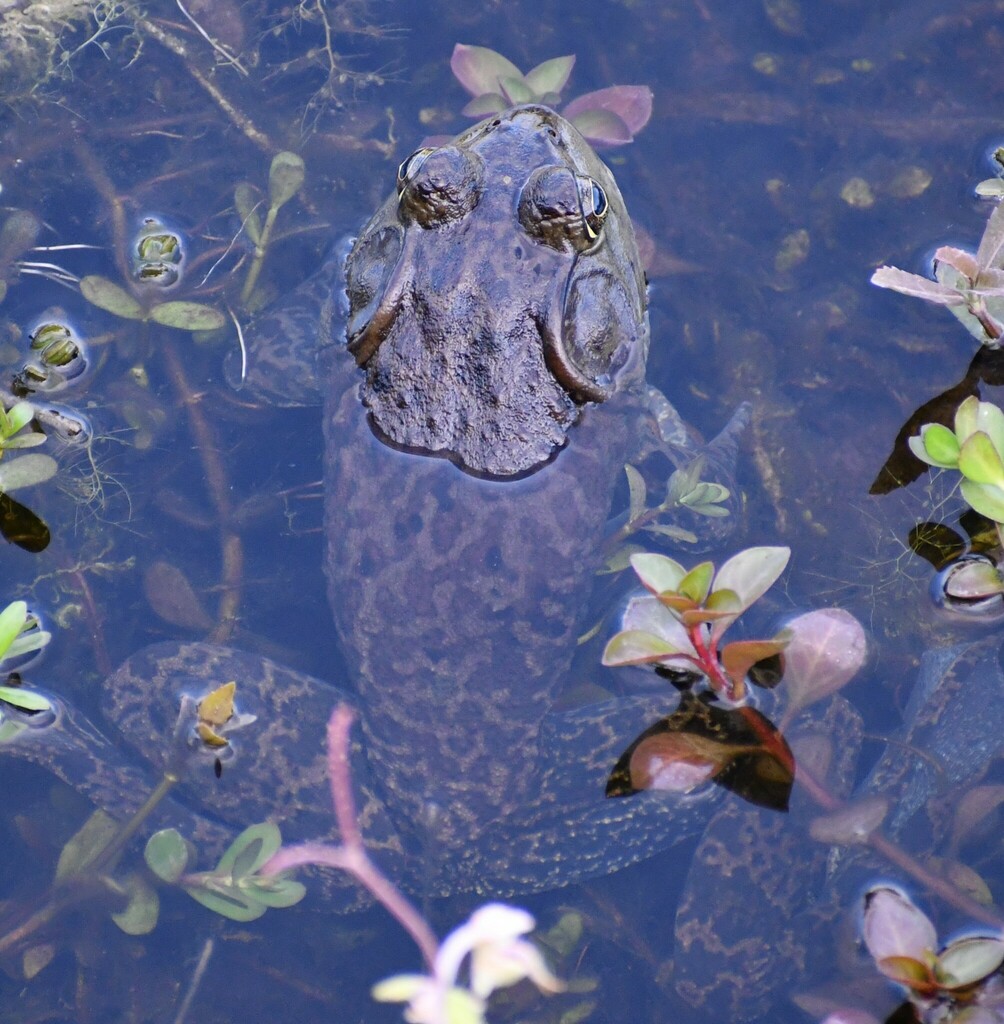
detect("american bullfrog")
[2,105,747,906]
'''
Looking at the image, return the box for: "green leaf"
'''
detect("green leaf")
[0,600,27,659]
[149,301,226,331]
[3,401,35,437]
[371,973,427,1003]
[0,453,57,492]
[918,422,961,467]
[461,93,508,117]
[955,395,980,440]
[55,809,119,881]
[973,399,1004,455]
[601,629,683,666]
[961,478,1004,522]
[80,275,145,319]
[705,588,741,613]
[680,481,730,507]
[184,879,267,921]
[499,75,534,104]
[641,523,699,543]
[111,873,159,935]
[268,151,305,209]
[936,936,1004,988]
[241,875,306,908]
[958,431,1004,487]
[624,464,647,522]
[524,55,575,96]
[144,828,191,884]
[569,109,633,145]
[629,552,687,594]
[677,561,714,603]
[712,547,790,613]
[216,822,281,879]
[1,434,47,450]
[234,183,263,244]
[0,685,53,711]
[665,455,705,506]
[686,502,731,518]
[721,638,788,691]
[4,626,51,662]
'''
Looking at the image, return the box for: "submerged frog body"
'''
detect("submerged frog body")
[4,106,747,904]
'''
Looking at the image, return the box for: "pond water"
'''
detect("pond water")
[0,1,1002,1022]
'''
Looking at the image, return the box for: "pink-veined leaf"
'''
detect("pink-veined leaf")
[780,608,868,714]
[863,887,937,964]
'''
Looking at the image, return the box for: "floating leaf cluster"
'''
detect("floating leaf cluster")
[145,823,305,922]
[450,44,652,148]
[602,546,791,702]
[872,200,1004,346]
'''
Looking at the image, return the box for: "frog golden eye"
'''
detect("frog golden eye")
[397,148,436,195]
[580,179,608,240]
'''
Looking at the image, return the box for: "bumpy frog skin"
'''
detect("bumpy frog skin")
[344,106,648,477]
[3,107,746,907]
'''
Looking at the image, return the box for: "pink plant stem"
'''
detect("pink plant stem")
[688,625,734,699]
[795,761,1004,930]
[263,706,440,970]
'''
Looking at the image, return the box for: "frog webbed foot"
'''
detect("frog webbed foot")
[467,694,723,899]
[619,391,750,553]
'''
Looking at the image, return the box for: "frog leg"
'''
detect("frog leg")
[224,241,357,408]
[424,693,724,901]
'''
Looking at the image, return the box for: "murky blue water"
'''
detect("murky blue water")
[0,1,1002,1022]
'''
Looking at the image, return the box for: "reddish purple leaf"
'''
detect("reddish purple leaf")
[563,85,653,135]
[780,608,867,714]
[567,109,632,147]
[450,44,523,98]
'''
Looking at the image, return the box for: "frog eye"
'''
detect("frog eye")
[579,179,608,240]
[519,167,610,253]
[397,148,436,195]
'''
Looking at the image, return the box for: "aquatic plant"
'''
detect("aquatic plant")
[859,886,1004,1022]
[450,44,652,148]
[262,707,564,1024]
[602,455,731,557]
[871,199,1004,346]
[235,150,306,307]
[910,395,1004,573]
[79,220,226,333]
[601,546,791,703]
[145,822,305,923]
[0,599,52,718]
[0,399,57,493]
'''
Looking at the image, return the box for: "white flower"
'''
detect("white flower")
[372,903,564,1024]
